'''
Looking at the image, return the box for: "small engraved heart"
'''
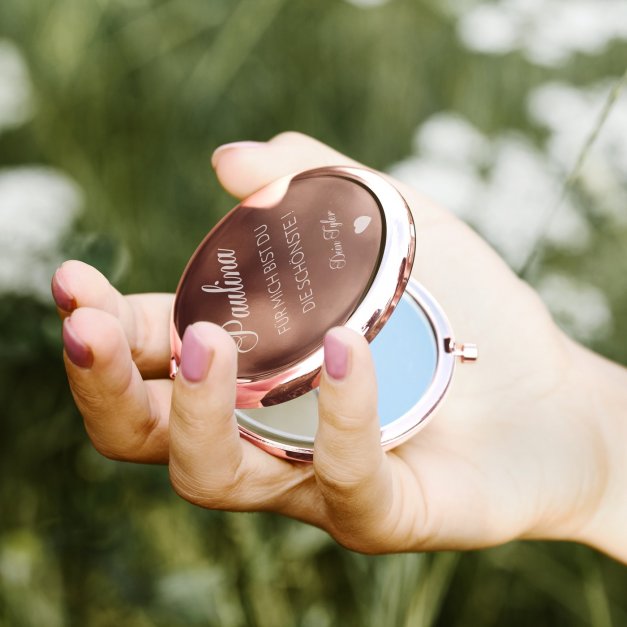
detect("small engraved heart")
[354,216,371,234]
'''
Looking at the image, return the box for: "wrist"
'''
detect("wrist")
[568,343,627,562]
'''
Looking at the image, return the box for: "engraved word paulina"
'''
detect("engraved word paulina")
[202,248,259,352]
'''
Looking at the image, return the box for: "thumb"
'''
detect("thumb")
[210,131,450,231]
[212,131,360,200]
[314,327,393,546]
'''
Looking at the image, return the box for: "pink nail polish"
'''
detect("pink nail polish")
[211,141,265,168]
[324,332,349,381]
[180,326,214,382]
[51,270,77,312]
[63,318,93,368]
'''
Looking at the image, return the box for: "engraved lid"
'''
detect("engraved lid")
[170,166,415,407]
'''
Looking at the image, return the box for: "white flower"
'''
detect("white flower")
[456,3,522,55]
[0,42,84,302]
[413,112,491,167]
[456,0,627,67]
[0,167,82,301]
[0,39,33,133]
[528,80,627,224]
[389,113,590,269]
[474,134,589,267]
[391,157,483,223]
[391,113,488,221]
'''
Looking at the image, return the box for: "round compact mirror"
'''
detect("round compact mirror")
[170,166,476,461]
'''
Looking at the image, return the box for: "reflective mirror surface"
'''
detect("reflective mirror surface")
[236,290,438,445]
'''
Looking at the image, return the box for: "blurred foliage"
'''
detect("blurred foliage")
[0,0,626,625]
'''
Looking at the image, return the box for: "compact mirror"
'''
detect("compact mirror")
[171,166,416,407]
[171,166,476,461]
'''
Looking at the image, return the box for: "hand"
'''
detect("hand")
[53,132,627,558]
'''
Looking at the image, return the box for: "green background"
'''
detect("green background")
[1,1,626,625]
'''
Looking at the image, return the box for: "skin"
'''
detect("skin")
[54,132,627,562]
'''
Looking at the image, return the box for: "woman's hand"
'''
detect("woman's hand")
[53,132,627,559]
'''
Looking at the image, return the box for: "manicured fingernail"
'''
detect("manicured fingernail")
[211,141,265,168]
[324,331,349,381]
[63,318,93,368]
[51,269,77,312]
[180,325,214,383]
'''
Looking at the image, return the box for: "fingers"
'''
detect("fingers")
[314,327,394,547]
[168,322,314,513]
[63,307,170,463]
[52,260,173,378]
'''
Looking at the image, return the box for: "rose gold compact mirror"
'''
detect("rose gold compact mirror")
[171,166,476,461]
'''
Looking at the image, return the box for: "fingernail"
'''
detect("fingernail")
[51,269,77,313]
[63,318,93,368]
[324,331,349,381]
[211,141,265,168]
[180,325,214,383]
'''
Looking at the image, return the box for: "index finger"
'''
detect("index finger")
[52,260,173,378]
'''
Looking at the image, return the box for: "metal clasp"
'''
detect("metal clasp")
[170,357,179,380]
[444,338,478,363]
